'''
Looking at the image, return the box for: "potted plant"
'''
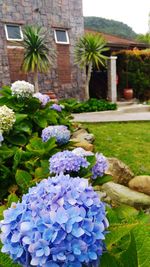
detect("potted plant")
[123,58,133,100]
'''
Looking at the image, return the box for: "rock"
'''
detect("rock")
[129,176,150,196]
[102,182,150,208]
[71,140,94,152]
[71,129,95,144]
[106,157,134,185]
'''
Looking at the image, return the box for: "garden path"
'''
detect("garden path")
[73,104,150,122]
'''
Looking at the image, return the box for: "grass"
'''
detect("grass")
[83,121,150,175]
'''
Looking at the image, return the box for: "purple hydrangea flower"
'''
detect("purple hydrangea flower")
[0,174,109,267]
[41,125,70,145]
[49,150,90,175]
[0,131,4,146]
[33,93,50,106]
[51,103,62,112]
[92,153,108,179]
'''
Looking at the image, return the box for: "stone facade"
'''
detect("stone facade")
[0,0,85,99]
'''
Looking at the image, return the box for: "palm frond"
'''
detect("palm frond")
[22,25,56,73]
[75,33,109,68]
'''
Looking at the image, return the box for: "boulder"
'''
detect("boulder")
[72,140,94,152]
[106,157,134,185]
[71,129,94,144]
[129,176,150,196]
[102,182,150,208]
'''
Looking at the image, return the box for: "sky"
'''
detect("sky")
[82,0,150,34]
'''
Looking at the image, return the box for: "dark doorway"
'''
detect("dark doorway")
[89,68,108,99]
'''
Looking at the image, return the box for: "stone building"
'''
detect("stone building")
[0,0,85,99]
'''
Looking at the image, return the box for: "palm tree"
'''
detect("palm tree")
[75,33,109,100]
[22,26,55,92]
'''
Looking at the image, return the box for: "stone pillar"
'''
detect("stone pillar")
[107,56,117,103]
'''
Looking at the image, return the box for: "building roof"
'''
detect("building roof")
[85,29,148,50]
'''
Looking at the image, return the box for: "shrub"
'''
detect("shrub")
[114,49,150,101]
[0,85,72,202]
[59,98,117,113]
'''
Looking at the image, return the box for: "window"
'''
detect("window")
[5,24,23,41]
[54,29,69,44]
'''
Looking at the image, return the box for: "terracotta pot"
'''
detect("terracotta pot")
[123,88,133,100]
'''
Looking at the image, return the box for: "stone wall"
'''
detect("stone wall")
[0,0,85,99]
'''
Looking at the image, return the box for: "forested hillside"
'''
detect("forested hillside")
[84,16,137,40]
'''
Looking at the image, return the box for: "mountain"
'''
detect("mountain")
[84,16,137,40]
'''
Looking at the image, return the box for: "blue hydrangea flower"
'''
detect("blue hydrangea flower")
[33,93,50,106]
[0,175,109,267]
[92,153,108,179]
[41,126,70,145]
[0,131,4,146]
[49,150,89,175]
[51,103,62,112]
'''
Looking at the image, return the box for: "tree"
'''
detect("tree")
[22,26,55,92]
[136,33,150,45]
[75,33,109,100]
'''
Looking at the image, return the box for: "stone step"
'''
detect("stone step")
[119,104,150,113]
[44,91,57,102]
[117,99,138,107]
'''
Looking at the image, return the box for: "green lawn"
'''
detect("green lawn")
[83,122,150,175]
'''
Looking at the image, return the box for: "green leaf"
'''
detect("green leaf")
[0,145,16,159]
[15,114,28,123]
[43,137,57,154]
[0,165,12,180]
[27,137,56,156]
[14,121,32,134]
[34,167,49,179]
[15,169,32,189]
[33,111,48,128]
[92,175,112,186]
[0,96,10,105]
[7,193,19,207]
[132,225,150,267]
[1,86,11,95]
[112,205,139,221]
[86,155,96,166]
[13,148,23,171]
[120,232,138,267]
[105,223,137,250]
[100,253,122,267]
[6,134,27,146]
[0,206,6,220]
[26,137,46,156]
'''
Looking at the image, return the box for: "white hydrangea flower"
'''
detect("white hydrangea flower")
[72,147,94,157]
[11,80,34,98]
[0,105,16,132]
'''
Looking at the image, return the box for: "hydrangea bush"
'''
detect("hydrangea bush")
[0,86,72,200]
[0,105,16,132]
[11,80,34,98]
[0,174,109,267]
[33,92,50,106]
[42,125,71,145]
